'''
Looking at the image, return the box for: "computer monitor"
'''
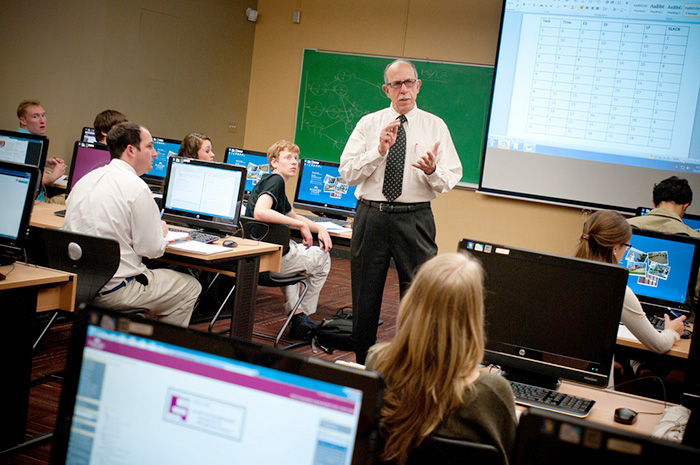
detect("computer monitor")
[51,308,383,465]
[620,228,700,317]
[66,141,111,193]
[161,157,246,236]
[0,128,49,169]
[635,206,700,234]
[224,147,269,198]
[141,136,181,188]
[458,239,628,389]
[515,409,700,465]
[80,126,97,144]
[0,161,40,266]
[293,159,358,220]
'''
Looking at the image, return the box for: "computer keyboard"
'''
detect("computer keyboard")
[54,209,66,217]
[298,213,350,227]
[168,228,221,243]
[647,313,692,339]
[509,381,595,418]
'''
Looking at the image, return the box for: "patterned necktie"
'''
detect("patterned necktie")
[382,114,407,202]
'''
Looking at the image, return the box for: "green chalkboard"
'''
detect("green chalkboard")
[294,49,494,186]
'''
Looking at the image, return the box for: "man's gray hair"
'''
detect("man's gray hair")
[383,59,418,84]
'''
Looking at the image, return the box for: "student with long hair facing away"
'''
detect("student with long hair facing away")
[574,210,685,355]
[365,252,516,464]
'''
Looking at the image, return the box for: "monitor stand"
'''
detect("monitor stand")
[501,367,561,391]
[311,210,347,221]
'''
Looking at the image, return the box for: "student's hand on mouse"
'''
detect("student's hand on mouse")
[317,228,332,253]
[378,119,401,156]
[664,313,686,337]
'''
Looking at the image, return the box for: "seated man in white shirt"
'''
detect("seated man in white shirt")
[63,122,200,327]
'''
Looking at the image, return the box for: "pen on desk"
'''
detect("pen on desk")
[668,309,691,327]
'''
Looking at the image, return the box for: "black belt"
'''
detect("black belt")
[100,273,148,296]
[360,199,430,213]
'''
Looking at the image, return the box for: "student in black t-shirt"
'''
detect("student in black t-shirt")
[247,140,332,338]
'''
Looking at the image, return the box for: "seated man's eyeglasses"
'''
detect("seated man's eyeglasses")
[386,79,418,89]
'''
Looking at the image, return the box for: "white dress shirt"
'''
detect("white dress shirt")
[63,159,166,290]
[339,105,462,203]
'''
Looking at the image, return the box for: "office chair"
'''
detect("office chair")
[208,217,308,348]
[377,435,503,465]
[40,228,145,349]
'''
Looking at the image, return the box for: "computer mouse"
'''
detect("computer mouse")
[222,240,238,248]
[614,407,638,425]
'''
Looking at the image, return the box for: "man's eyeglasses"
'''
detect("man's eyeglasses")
[386,79,418,89]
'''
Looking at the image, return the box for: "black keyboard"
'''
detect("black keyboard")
[646,313,692,339]
[298,213,350,227]
[509,381,595,418]
[168,228,221,243]
[54,209,66,217]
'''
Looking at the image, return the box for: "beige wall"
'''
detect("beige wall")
[244,0,587,255]
[1,0,257,165]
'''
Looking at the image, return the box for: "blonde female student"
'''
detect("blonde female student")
[365,252,517,464]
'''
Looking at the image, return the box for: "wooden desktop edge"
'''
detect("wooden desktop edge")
[0,262,76,312]
[335,360,673,436]
[617,324,692,359]
[30,202,283,274]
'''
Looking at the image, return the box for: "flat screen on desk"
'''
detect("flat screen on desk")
[141,136,181,187]
[0,128,49,168]
[459,239,628,388]
[162,157,246,235]
[621,227,700,314]
[293,159,358,218]
[224,147,269,197]
[51,309,383,465]
[479,1,700,214]
[80,127,97,144]
[0,161,40,264]
[66,142,110,193]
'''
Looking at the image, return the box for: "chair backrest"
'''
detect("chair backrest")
[43,228,120,309]
[377,435,502,465]
[239,216,291,255]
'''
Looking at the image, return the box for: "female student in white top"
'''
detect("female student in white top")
[574,210,685,355]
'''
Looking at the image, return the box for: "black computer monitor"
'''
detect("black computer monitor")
[0,128,49,169]
[141,136,181,188]
[515,409,700,465]
[621,228,700,317]
[458,239,628,389]
[293,159,358,220]
[80,126,97,144]
[224,147,269,198]
[635,207,700,234]
[0,161,41,266]
[66,141,111,193]
[161,157,246,235]
[51,308,383,465]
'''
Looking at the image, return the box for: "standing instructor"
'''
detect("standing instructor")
[340,59,462,363]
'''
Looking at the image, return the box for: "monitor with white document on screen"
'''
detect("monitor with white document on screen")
[50,308,383,465]
[161,157,246,237]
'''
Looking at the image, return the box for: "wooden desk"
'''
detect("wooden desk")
[0,263,76,452]
[30,202,283,341]
[552,380,671,436]
[617,329,692,360]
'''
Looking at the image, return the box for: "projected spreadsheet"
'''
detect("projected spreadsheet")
[509,16,700,162]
